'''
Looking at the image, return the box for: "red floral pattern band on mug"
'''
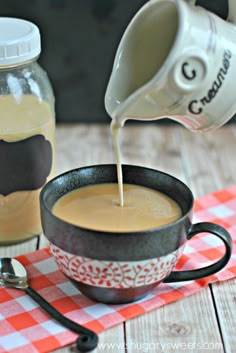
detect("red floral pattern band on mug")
[50,243,185,289]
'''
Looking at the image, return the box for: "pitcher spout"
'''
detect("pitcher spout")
[104,0,179,122]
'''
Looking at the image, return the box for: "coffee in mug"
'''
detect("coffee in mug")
[52,183,182,232]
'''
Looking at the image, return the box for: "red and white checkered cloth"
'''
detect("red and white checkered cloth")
[0,186,236,353]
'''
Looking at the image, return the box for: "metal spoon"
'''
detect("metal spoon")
[0,258,98,352]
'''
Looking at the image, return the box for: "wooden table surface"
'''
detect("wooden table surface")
[1,123,236,353]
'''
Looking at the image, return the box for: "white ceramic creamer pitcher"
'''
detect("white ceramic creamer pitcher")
[105,0,236,132]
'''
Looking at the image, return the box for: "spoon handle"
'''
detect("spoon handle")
[25,286,98,352]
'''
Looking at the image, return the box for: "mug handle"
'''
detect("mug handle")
[164,222,232,283]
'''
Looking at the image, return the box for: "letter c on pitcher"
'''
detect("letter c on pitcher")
[188,100,202,115]
[182,62,197,80]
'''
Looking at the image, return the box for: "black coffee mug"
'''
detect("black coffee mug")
[40,165,232,304]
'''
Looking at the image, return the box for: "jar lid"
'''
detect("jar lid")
[0,17,41,66]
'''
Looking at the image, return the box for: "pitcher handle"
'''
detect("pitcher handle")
[228,0,236,24]
[186,0,236,24]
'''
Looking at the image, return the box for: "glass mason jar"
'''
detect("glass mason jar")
[0,18,55,244]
